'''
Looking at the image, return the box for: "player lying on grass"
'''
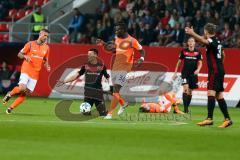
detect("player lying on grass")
[2,29,51,114]
[139,92,184,114]
[139,76,184,114]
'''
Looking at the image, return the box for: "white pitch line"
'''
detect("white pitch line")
[0,119,188,125]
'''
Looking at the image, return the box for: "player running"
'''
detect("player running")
[56,48,110,116]
[172,37,203,113]
[2,29,51,114]
[185,23,233,128]
[97,22,145,119]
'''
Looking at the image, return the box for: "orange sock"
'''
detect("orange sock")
[10,86,21,96]
[164,94,175,104]
[119,97,125,106]
[10,94,26,109]
[113,93,126,106]
[108,96,118,115]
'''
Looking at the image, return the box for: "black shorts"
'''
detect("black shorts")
[84,87,107,116]
[84,87,104,101]
[208,73,224,92]
[84,97,104,108]
[181,74,198,89]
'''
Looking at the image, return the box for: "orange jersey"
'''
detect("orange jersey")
[20,41,49,79]
[141,93,176,113]
[112,35,142,72]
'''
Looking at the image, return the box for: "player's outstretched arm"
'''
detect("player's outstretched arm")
[172,60,181,80]
[135,49,145,67]
[56,66,85,87]
[185,27,209,45]
[96,39,106,46]
[18,52,31,62]
[56,71,80,87]
[44,58,51,72]
[97,39,116,53]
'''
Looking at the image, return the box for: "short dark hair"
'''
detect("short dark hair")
[115,21,127,31]
[41,28,50,33]
[204,23,217,35]
[89,48,98,55]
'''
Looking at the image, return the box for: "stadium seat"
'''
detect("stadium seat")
[35,0,44,6]
[62,34,70,44]
[119,0,127,9]
[8,64,14,71]
[27,0,36,6]
[43,0,50,5]
[0,34,4,42]
[15,65,21,72]
[8,9,17,19]
[25,9,33,16]
[0,24,8,31]
[16,9,25,20]
[3,33,9,42]
[6,24,10,30]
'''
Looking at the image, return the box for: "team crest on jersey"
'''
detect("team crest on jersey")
[119,41,131,50]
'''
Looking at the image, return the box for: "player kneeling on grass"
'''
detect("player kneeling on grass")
[56,48,110,116]
[139,92,184,114]
[2,29,51,114]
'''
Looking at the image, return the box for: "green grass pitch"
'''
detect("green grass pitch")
[0,97,240,160]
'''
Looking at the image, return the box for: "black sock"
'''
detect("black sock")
[207,96,215,119]
[183,93,188,113]
[217,99,230,120]
[187,95,192,108]
[96,103,107,116]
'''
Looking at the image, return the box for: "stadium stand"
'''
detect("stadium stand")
[59,0,240,48]
[1,0,240,46]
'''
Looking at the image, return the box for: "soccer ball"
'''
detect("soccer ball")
[80,102,91,114]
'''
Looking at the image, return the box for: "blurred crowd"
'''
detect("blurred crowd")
[0,0,27,20]
[0,61,20,94]
[66,0,240,48]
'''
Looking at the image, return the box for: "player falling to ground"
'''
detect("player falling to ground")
[139,92,184,114]
[140,75,184,114]
[185,23,233,128]
[97,22,145,119]
[172,37,203,113]
[56,48,110,116]
[2,29,51,114]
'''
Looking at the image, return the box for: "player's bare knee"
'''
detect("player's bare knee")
[24,89,31,96]
[207,90,216,97]
[188,89,192,95]
[19,84,27,92]
[216,92,224,100]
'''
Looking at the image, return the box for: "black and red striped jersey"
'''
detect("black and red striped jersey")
[78,61,109,89]
[179,48,202,75]
[206,36,225,75]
